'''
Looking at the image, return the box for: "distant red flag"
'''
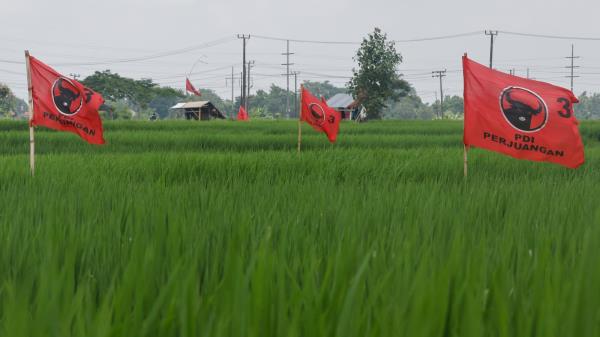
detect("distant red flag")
[237,106,249,121]
[186,78,201,96]
[29,55,105,144]
[301,86,341,143]
[463,55,584,168]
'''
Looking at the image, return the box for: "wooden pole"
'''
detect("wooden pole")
[297,86,302,152]
[25,50,35,176]
[463,145,468,177]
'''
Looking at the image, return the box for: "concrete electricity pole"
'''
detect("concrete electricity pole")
[432,70,447,119]
[282,40,294,118]
[247,60,254,112]
[565,44,580,93]
[237,34,250,110]
[484,30,498,69]
[226,67,237,119]
[292,71,299,118]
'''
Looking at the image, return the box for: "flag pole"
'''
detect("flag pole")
[297,86,302,152]
[25,50,35,176]
[463,52,469,178]
[463,145,468,177]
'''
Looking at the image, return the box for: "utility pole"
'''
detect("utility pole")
[484,30,498,69]
[527,68,530,79]
[432,70,447,119]
[247,60,254,112]
[237,34,250,111]
[226,67,237,119]
[240,72,243,109]
[566,44,580,93]
[282,40,294,118]
[292,71,299,118]
[69,73,80,80]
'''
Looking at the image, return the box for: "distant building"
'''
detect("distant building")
[169,101,226,120]
[326,94,360,120]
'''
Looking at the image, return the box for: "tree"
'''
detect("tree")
[82,71,184,119]
[384,90,435,120]
[431,95,464,119]
[303,81,347,98]
[348,28,410,119]
[576,92,600,119]
[0,84,27,118]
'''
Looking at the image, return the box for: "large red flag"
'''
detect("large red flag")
[237,106,249,121]
[29,55,105,145]
[301,86,341,143]
[186,78,201,96]
[463,56,584,168]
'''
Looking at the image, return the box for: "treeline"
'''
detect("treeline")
[4,71,600,120]
[0,84,27,117]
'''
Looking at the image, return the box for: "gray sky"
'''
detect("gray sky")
[1,0,599,103]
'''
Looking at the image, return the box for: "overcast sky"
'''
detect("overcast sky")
[1,0,599,103]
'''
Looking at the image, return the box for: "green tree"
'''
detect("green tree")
[303,81,347,98]
[384,91,435,120]
[431,95,464,119]
[0,84,27,118]
[576,92,600,119]
[348,28,410,119]
[83,71,185,120]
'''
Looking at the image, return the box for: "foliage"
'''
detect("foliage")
[82,71,184,119]
[576,92,600,119]
[384,89,435,120]
[348,28,411,119]
[303,80,347,98]
[0,120,599,336]
[0,84,27,117]
[250,85,296,118]
[431,95,465,119]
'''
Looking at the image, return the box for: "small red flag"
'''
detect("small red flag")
[237,106,249,121]
[463,56,584,168]
[186,78,201,96]
[29,55,105,145]
[301,86,340,143]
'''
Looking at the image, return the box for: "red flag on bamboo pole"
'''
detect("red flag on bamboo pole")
[300,86,341,143]
[28,53,105,145]
[186,78,201,96]
[463,55,584,169]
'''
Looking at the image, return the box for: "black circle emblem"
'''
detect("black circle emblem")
[499,87,548,133]
[52,77,83,116]
[308,103,326,126]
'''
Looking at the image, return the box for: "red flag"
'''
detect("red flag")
[186,78,201,96]
[463,56,584,168]
[237,106,249,121]
[301,86,341,143]
[29,55,105,145]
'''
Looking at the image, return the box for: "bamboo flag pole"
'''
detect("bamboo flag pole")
[464,145,468,177]
[25,50,35,176]
[297,85,302,152]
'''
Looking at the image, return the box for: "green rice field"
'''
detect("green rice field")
[0,119,599,337]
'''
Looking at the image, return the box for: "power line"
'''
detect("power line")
[48,37,235,66]
[253,31,482,44]
[499,30,600,41]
